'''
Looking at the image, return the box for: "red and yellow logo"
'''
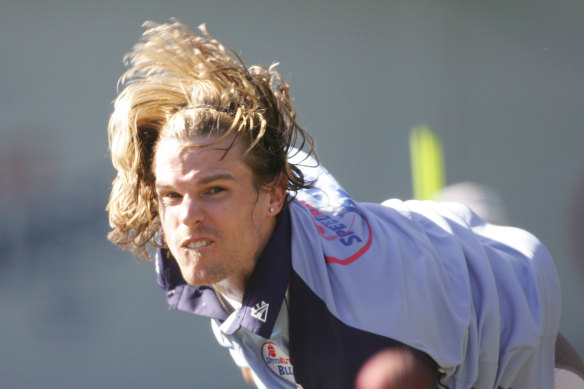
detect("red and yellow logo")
[261,342,295,383]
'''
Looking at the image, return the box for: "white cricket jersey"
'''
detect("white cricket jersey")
[155,150,561,388]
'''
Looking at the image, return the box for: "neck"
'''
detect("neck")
[213,279,245,304]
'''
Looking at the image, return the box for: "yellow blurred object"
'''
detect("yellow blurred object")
[409,126,445,200]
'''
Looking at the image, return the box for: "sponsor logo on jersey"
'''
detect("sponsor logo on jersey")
[301,200,373,265]
[261,342,295,383]
[251,301,269,323]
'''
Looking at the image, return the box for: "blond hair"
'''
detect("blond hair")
[107,19,316,259]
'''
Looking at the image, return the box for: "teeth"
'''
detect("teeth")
[187,240,211,249]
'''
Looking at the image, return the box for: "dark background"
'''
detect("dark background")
[2,1,583,387]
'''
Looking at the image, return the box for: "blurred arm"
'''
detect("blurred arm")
[355,347,439,389]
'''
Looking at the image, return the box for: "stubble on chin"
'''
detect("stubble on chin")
[178,252,229,287]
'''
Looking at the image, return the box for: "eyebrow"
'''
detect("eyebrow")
[155,172,235,189]
[196,173,235,185]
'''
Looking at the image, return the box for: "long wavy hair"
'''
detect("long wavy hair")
[107,20,316,259]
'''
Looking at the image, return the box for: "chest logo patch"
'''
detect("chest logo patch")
[261,342,295,383]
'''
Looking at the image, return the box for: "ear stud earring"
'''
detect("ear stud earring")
[269,207,275,213]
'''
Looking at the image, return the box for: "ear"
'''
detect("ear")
[267,173,287,214]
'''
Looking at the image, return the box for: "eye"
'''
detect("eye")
[158,191,183,204]
[207,186,226,195]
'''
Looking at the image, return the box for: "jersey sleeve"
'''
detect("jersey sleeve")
[288,198,560,388]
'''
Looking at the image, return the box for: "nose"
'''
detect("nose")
[179,195,204,227]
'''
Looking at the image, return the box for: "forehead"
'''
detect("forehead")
[154,134,249,182]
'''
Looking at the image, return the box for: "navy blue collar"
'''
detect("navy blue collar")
[155,207,292,339]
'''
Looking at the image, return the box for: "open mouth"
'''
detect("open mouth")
[187,240,212,249]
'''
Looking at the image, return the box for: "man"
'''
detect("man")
[107,20,565,388]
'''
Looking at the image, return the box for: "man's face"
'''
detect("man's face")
[154,134,283,292]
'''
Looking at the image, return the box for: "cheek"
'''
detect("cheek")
[159,206,179,240]
[158,206,169,229]
[159,204,178,224]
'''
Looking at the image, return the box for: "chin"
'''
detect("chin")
[183,272,210,286]
[184,269,225,287]
[178,267,205,286]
